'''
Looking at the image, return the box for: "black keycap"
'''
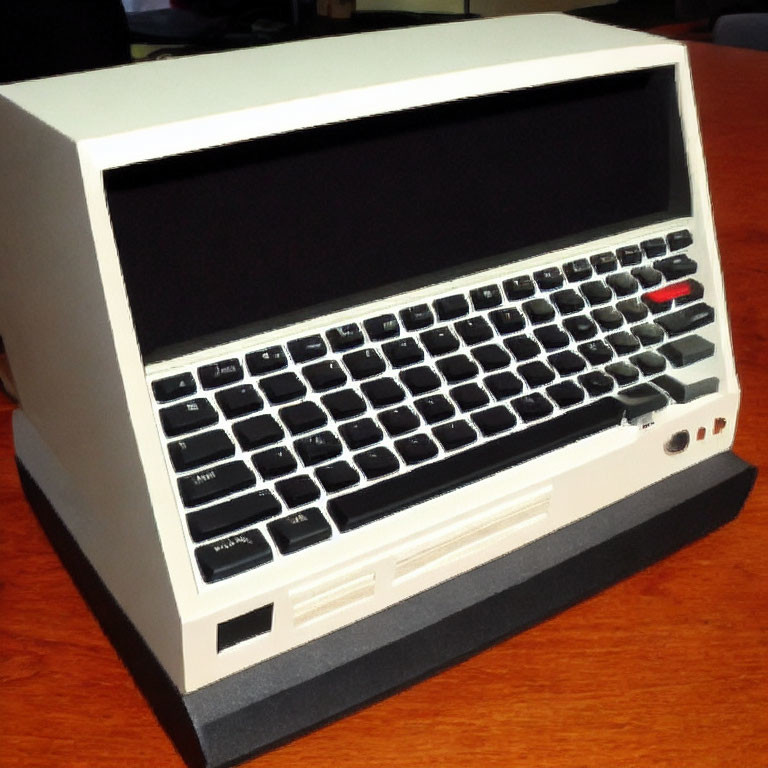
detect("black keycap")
[321,389,366,421]
[503,274,536,300]
[432,419,477,451]
[563,258,592,282]
[578,371,614,396]
[606,272,639,297]
[260,372,306,404]
[233,414,283,449]
[533,324,570,351]
[152,372,196,402]
[339,417,383,450]
[470,284,503,310]
[383,337,425,368]
[563,315,597,341]
[455,316,494,346]
[315,461,359,493]
[436,354,479,383]
[632,265,663,289]
[605,361,640,385]
[450,382,490,412]
[552,289,585,315]
[607,331,641,356]
[252,446,298,480]
[268,508,332,554]
[581,280,613,305]
[659,334,715,367]
[274,475,321,508]
[364,314,400,341]
[523,298,556,324]
[617,244,642,266]
[504,335,540,361]
[328,398,625,531]
[160,398,218,437]
[195,528,272,583]
[641,238,667,259]
[435,294,469,321]
[246,346,286,375]
[511,392,554,422]
[379,406,420,436]
[472,343,511,372]
[302,360,347,391]
[676,279,705,306]
[489,307,526,335]
[344,348,386,380]
[616,383,668,420]
[169,429,235,472]
[632,322,665,346]
[667,229,693,251]
[655,303,714,337]
[517,361,556,388]
[400,365,441,395]
[616,298,648,323]
[548,350,586,376]
[216,384,263,418]
[484,371,523,400]
[279,401,327,435]
[414,394,455,424]
[355,446,400,479]
[400,304,434,331]
[578,340,613,366]
[547,380,585,408]
[294,430,343,466]
[533,267,563,291]
[654,254,697,280]
[590,252,617,273]
[631,351,667,375]
[327,324,364,352]
[361,377,405,407]
[592,306,624,330]
[198,359,243,389]
[178,460,255,507]
[395,433,439,465]
[653,374,719,404]
[288,334,327,363]
[471,405,516,436]
[187,490,281,543]
[421,327,460,357]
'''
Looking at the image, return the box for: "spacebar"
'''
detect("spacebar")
[328,397,625,532]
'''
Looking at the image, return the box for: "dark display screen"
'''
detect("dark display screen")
[105,66,690,363]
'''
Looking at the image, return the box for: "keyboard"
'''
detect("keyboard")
[148,227,718,586]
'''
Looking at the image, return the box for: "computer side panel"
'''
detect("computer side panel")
[0,100,188,688]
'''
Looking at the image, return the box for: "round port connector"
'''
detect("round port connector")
[664,430,690,454]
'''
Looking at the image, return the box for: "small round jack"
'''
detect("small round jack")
[664,430,690,454]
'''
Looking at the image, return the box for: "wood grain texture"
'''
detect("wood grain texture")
[1,41,766,768]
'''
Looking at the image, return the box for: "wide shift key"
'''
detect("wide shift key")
[328,397,625,531]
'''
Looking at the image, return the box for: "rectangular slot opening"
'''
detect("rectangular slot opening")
[217,603,273,652]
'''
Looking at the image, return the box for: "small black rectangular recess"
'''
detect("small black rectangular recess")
[217,604,274,652]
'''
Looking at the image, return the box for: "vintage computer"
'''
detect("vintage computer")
[0,13,756,768]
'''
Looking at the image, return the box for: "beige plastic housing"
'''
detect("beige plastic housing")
[0,14,739,693]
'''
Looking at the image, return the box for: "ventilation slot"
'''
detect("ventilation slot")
[292,573,376,627]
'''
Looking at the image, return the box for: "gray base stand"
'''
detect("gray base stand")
[16,451,756,768]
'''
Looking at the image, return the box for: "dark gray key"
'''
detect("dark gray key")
[654,254,697,280]
[547,381,585,408]
[617,245,642,266]
[632,265,663,289]
[252,447,297,480]
[321,389,366,420]
[578,340,613,365]
[471,284,503,310]
[315,461,360,493]
[421,327,460,357]
[343,348,386,380]
[504,335,540,361]
[160,398,218,437]
[563,315,597,341]
[511,393,554,421]
[279,401,327,435]
[328,398,624,531]
[581,280,613,305]
[400,365,441,395]
[246,346,286,375]
[489,307,526,335]
[592,306,624,330]
[339,418,384,450]
[523,298,556,324]
[187,490,281,543]
[432,419,477,451]
[216,384,263,418]
[383,337,425,367]
[667,230,693,251]
[274,475,321,508]
[653,375,719,403]
[288,335,327,363]
[472,344,511,372]
[632,322,665,346]
[450,383,490,412]
[294,431,343,466]
[503,275,536,300]
[361,377,405,407]
[435,294,469,321]
[658,334,715,367]
[471,405,516,436]
[268,508,332,554]
[260,372,306,404]
[533,324,569,351]
[394,433,439,465]
[616,383,668,420]
[579,371,614,396]
[355,446,400,479]
[198,359,243,389]
[533,267,563,291]
[590,252,617,273]
[379,406,420,436]
[436,354,479,383]
[364,314,400,341]
[152,372,196,403]
[552,289,585,315]
[518,361,555,388]
[606,361,640,385]
[178,461,255,507]
[400,304,434,331]
[233,414,283,449]
[563,258,592,282]
[484,372,524,400]
[606,273,639,297]
[616,298,648,323]
[455,316,494,346]
[302,360,346,391]
[607,331,641,356]
[641,238,667,258]
[327,324,364,352]
[195,528,272,583]
[414,394,455,424]
[631,351,667,375]
[548,350,586,376]
[656,303,715,337]
[168,429,234,472]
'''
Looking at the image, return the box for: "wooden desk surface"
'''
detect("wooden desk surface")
[1,41,766,768]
